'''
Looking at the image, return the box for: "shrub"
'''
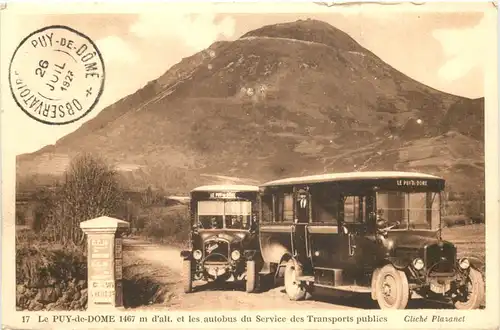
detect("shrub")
[16,240,86,287]
[443,188,485,222]
[142,207,190,245]
[34,153,124,246]
[58,153,123,245]
[442,215,470,228]
[462,191,485,220]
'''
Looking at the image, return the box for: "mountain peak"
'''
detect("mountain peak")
[240,19,364,52]
[17,19,484,194]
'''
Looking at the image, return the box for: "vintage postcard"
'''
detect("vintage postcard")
[1,1,498,329]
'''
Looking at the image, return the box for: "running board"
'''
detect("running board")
[296,276,315,282]
[295,276,371,293]
[314,283,372,293]
[410,292,452,304]
[259,262,271,275]
[259,262,277,276]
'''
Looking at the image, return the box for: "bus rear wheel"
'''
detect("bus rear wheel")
[284,260,306,301]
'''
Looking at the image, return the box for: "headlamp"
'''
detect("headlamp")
[459,258,470,270]
[231,250,241,261]
[412,258,425,270]
[193,250,203,260]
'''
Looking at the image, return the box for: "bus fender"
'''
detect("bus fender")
[244,250,261,261]
[180,250,192,260]
[460,256,484,272]
[275,253,293,278]
[371,267,381,300]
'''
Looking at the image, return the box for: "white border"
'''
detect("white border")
[1,2,498,330]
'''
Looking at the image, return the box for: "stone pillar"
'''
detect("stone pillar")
[80,216,129,311]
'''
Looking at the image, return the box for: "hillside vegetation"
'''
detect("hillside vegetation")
[17,19,484,194]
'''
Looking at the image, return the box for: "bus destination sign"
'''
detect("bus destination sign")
[396,179,428,187]
[209,192,237,199]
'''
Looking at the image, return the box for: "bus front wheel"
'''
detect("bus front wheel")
[246,260,258,293]
[454,268,485,310]
[374,264,410,310]
[182,259,193,293]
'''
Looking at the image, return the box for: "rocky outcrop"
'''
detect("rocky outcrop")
[16,278,88,311]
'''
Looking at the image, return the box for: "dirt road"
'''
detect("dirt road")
[122,238,449,311]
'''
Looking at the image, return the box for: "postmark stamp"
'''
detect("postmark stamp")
[8,25,105,125]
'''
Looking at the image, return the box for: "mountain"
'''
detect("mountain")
[16,19,484,193]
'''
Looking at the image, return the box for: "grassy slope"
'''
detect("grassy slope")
[442,224,485,263]
[16,19,484,194]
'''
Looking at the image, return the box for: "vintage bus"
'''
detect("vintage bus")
[256,171,484,310]
[180,185,261,293]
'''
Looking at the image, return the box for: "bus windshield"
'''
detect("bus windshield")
[376,191,441,230]
[197,200,252,229]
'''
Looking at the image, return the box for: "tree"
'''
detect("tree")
[58,153,123,245]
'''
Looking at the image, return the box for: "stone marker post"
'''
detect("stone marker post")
[80,216,129,311]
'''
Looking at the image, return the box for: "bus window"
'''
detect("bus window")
[198,201,224,229]
[311,188,338,223]
[224,201,251,229]
[283,193,294,222]
[343,196,366,223]
[376,191,441,230]
[261,194,273,223]
[275,193,294,223]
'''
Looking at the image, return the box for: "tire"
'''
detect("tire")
[246,260,257,293]
[370,268,381,300]
[284,260,307,301]
[374,264,410,310]
[454,268,485,310]
[182,259,193,293]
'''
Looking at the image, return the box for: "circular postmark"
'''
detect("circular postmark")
[9,25,105,125]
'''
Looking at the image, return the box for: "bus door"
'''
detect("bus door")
[307,188,341,267]
[339,194,374,270]
[292,188,310,260]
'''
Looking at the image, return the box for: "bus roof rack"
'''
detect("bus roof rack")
[191,184,260,192]
[261,171,443,187]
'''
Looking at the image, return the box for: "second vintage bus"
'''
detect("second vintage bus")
[181,184,261,293]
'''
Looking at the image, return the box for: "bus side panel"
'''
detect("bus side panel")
[259,224,294,264]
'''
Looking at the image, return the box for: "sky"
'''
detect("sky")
[1,2,494,156]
